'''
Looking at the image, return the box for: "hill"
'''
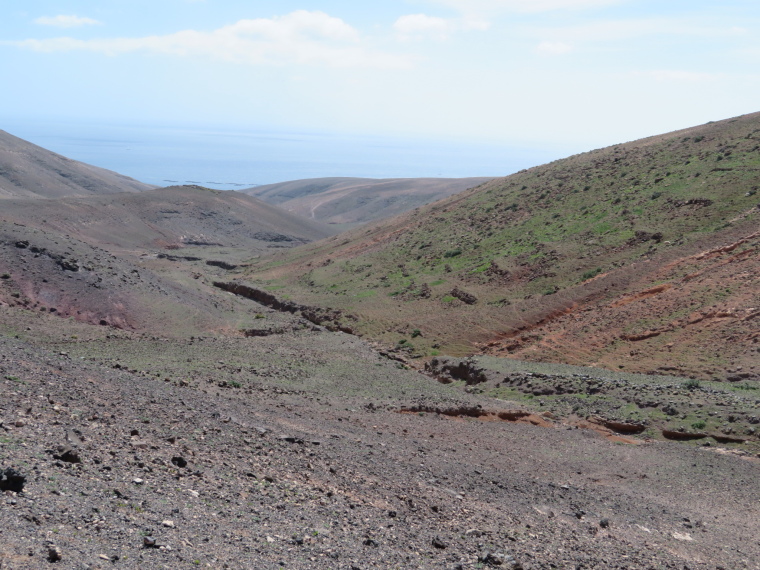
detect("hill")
[0,122,758,569]
[243,176,493,226]
[2,305,758,568]
[0,185,336,332]
[0,129,154,199]
[240,112,760,381]
[0,185,335,254]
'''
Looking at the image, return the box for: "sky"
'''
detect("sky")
[1,0,759,153]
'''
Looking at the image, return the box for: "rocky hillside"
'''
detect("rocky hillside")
[242,112,760,380]
[0,185,335,254]
[243,176,493,227]
[0,130,154,199]
[1,303,758,569]
[0,121,759,569]
[0,185,336,333]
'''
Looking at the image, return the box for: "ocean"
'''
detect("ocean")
[2,120,564,189]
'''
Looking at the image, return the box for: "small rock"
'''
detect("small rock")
[465,528,485,538]
[143,536,157,548]
[171,456,187,468]
[132,478,144,485]
[14,419,25,428]
[47,545,62,562]
[599,518,610,528]
[53,446,81,464]
[432,536,448,549]
[162,520,175,528]
[0,468,25,493]
[479,550,523,568]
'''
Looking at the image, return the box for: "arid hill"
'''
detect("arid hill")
[241,112,760,381]
[0,123,759,569]
[0,185,336,333]
[0,185,335,254]
[0,129,154,199]
[243,176,493,226]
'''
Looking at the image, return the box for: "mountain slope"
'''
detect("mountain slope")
[243,176,493,226]
[0,185,336,254]
[0,129,154,199]
[241,112,760,380]
[0,185,337,332]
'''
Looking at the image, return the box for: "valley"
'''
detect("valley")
[0,115,758,569]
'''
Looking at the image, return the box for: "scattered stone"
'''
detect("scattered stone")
[0,468,25,493]
[52,446,81,464]
[171,456,188,468]
[47,545,62,562]
[478,550,523,568]
[278,435,304,444]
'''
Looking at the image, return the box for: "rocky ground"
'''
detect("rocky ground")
[1,306,759,569]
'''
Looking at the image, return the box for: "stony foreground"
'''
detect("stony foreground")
[1,308,758,569]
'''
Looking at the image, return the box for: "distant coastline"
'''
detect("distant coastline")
[1,120,564,189]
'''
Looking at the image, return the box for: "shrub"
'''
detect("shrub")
[691,421,706,430]
[443,249,462,258]
[684,378,701,390]
[581,268,602,281]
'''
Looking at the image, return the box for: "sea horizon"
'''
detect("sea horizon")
[1,119,568,190]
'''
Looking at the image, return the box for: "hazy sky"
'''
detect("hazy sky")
[2,0,759,150]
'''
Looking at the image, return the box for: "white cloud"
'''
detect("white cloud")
[394,14,453,40]
[430,0,623,15]
[12,11,410,69]
[630,70,717,82]
[533,18,749,43]
[34,15,101,28]
[536,41,573,55]
[393,13,490,41]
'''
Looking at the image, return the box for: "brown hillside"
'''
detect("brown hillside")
[243,176,493,226]
[242,112,760,380]
[0,129,154,198]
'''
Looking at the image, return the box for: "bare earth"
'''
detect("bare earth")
[1,307,758,569]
